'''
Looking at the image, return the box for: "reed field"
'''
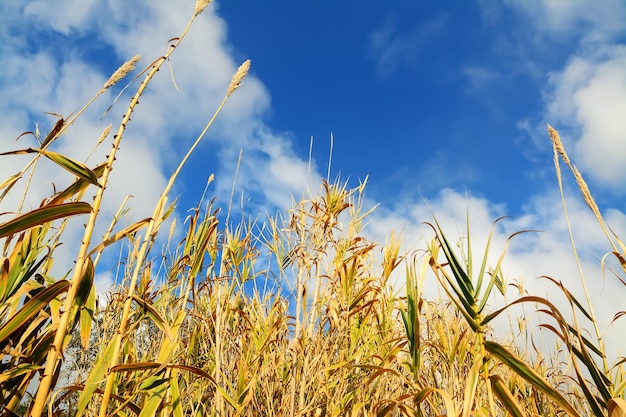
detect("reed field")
[1,2,625,416]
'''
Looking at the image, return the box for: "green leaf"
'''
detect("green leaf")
[78,261,96,349]
[437,227,476,308]
[485,341,581,417]
[48,163,107,205]
[0,280,69,344]
[427,238,478,330]
[79,297,96,339]
[0,202,92,238]
[40,149,101,187]
[75,257,95,309]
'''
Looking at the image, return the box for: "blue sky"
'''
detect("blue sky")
[1,1,626,351]
[215,0,626,211]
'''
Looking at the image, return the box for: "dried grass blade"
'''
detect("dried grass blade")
[481,295,560,327]
[131,296,175,341]
[0,147,40,156]
[413,387,458,417]
[609,398,626,417]
[75,338,117,416]
[0,363,42,384]
[543,275,595,322]
[0,174,21,203]
[0,173,21,193]
[489,374,526,417]
[461,353,484,417]
[87,218,151,257]
[41,118,64,148]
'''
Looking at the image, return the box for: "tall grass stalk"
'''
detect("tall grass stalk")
[94,50,249,417]
[546,125,626,416]
[28,8,208,416]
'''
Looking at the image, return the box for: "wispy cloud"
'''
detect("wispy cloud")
[368,15,447,78]
[504,0,626,45]
[462,65,500,92]
[417,150,480,194]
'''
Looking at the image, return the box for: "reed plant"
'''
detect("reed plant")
[1,1,625,416]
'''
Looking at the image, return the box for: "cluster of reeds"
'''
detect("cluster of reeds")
[1,2,625,416]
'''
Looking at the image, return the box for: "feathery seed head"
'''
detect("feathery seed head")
[194,0,212,16]
[227,59,251,97]
[547,124,571,166]
[573,166,602,218]
[103,55,141,91]
[549,124,602,221]
[97,124,112,146]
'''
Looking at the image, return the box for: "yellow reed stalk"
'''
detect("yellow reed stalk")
[548,124,611,384]
[29,21,191,417]
[95,58,250,416]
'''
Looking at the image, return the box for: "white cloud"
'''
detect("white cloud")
[94,272,116,302]
[543,46,626,190]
